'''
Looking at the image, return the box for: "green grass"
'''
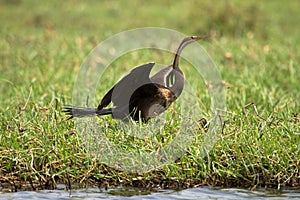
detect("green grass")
[0,0,299,191]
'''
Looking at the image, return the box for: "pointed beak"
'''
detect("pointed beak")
[191,36,209,40]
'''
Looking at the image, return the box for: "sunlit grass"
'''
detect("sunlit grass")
[0,0,299,191]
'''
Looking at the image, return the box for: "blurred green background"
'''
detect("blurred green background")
[1,0,299,38]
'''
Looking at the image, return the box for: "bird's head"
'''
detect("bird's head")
[180,35,208,48]
[191,35,208,40]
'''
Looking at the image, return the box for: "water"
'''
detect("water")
[0,186,299,200]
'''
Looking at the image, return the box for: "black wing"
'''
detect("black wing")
[97,62,155,110]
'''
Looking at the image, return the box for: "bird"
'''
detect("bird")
[63,36,206,122]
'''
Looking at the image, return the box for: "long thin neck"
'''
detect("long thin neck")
[172,37,194,70]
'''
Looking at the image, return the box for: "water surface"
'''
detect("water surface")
[1,186,299,200]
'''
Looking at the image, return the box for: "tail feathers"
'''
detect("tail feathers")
[63,106,112,119]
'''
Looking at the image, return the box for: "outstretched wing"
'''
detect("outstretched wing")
[97,62,155,110]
